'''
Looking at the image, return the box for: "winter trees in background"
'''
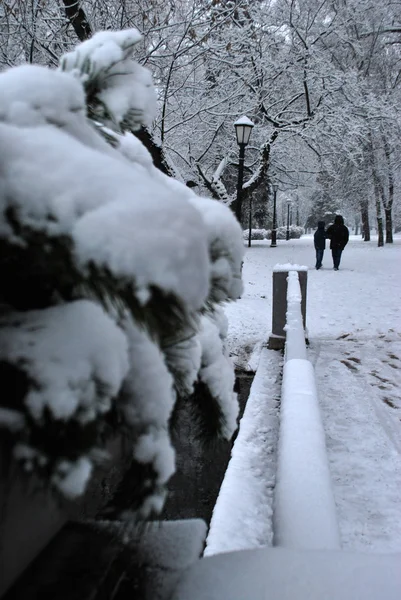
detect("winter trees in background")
[307,0,401,243]
[0,1,399,237]
[0,28,244,515]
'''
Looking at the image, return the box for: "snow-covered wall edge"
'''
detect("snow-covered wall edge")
[274,269,340,550]
[204,348,282,556]
[273,263,308,272]
[284,270,307,361]
[273,358,341,550]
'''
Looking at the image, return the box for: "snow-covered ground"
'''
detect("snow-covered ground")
[222,234,401,553]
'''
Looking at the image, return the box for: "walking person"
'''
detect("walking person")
[326,215,349,270]
[314,221,326,270]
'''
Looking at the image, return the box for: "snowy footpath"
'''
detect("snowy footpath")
[221,235,401,553]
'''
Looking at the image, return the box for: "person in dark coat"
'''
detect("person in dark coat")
[326,215,349,270]
[314,221,326,270]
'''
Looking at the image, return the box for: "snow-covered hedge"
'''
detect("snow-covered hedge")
[243,227,303,241]
[242,228,268,240]
[265,226,303,240]
[283,226,303,239]
[0,29,243,517]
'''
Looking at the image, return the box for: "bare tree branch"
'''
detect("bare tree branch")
[62,0,92,42]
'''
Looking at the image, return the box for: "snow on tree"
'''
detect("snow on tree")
[0,28,244,515]
[1,1,399,227]
[59,28,156,134]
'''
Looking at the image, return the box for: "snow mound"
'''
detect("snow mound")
[0,121,210,312]
[0,65,115,155]
[189,196,245,302]
[60,29,156,131]
[198,311,238,439]
[0,301,129,423]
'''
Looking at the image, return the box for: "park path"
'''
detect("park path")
[310,334,401,552]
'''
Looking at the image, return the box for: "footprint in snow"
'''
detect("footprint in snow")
[340,359,359,372]
[382,397,397,409]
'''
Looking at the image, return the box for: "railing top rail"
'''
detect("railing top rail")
[285,270,307,362]
[273,263,308,273]
[269,265,308,350]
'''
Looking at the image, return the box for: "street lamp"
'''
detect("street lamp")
[271,184,278,247]
[234,116,254,234]
[286,201,291,241]
[248,195,253,248]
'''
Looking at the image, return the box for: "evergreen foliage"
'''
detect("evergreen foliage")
[305,190,339,230]
[0,28,243,517]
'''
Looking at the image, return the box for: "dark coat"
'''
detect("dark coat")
[326,215,349,250]
[314,221,326,250]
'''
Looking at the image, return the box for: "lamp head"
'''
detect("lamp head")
[234,115,254,145]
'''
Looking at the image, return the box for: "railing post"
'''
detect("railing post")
[268,265,308,350]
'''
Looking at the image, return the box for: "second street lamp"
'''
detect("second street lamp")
[234,116,254,228]
[248,194,253,248]
[286,201,291,241]
[271,183,278,248]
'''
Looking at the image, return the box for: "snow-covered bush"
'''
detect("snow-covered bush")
[289,225,304,239]
[242,228,268,240]
[264,226,303,240]
[0,29,243,516]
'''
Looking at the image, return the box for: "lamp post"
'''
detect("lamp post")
[248,194,253,248]
[286,201,291,241]
[234,116,254,236]
[271,184,278,247]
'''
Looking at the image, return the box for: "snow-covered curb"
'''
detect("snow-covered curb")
[204,348,282,555]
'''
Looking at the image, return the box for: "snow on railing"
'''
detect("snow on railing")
[268,264,308,350]
[284,271,307,361]
[273,267,341,550]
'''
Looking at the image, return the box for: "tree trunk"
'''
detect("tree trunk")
[371,160,384,247]
[360,200,370,241]
[133,127,177,177]
[376,217,384,247]
[62,0,92,42]
[374,197,384,247]
[385,208,393,243]
[382,135,394,244]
